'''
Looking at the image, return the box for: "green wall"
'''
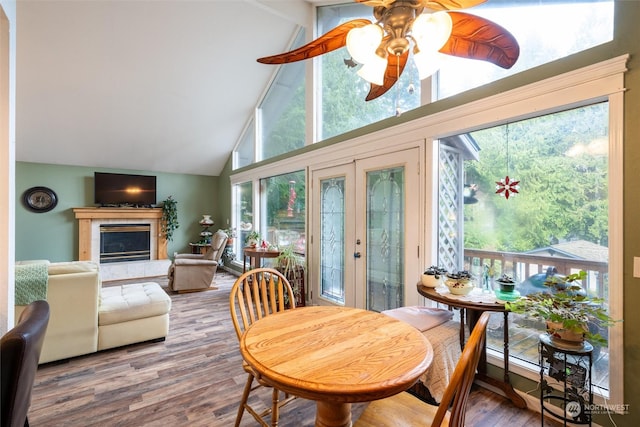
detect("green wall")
[217,3,640,424]
[15,162,220,261]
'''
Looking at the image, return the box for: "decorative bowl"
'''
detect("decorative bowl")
[496,274,516,293]
[445,279,474,295]
[498,281,516,293]
[421,273,443,288]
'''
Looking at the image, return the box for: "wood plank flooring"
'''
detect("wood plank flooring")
[28,272,561,426]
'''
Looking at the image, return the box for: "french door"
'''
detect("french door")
[310,148,421,310]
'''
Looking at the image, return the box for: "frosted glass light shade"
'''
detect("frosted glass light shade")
[413,50,446,79]
[347,24,383,64]
[357,54,387,85]
[412,12,453,52]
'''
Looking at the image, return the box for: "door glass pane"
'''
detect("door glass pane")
[320,177,346,303]
[366,167,405,311]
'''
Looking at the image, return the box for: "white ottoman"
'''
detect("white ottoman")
[98,282,172,351]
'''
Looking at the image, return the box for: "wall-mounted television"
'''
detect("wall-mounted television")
[94,172,157,207]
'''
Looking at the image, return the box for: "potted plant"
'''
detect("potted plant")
[245,230,260,247]
[276,244,306,307]
[421,265,447,288]
[221,227,237,246]
[505,270,619,347]
[160,196,179,242]
[496,274,516,293]
[444,270,474,295]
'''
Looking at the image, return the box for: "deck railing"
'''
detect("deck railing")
[463,249,609,299]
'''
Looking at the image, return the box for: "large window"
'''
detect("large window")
[438,102,611,391]
[258,30,306,162]
[235,1,613,168]
[316,0,613,139]
[235,118,255,169]
[437,0,614,99]
[233,181,253,255]
[317,3,421,141]
[260,170,306,255]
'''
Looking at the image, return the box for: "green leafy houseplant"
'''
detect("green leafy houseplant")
[276,244,305,280]
[221,227,237,239]
[505,271,619,347]
[276,244,306,306]
[245,230,260,247]
[160,196,179,242]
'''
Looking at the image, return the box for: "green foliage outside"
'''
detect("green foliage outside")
[463,103,609,253]
[263,171,306,233]
[321,47,421,141]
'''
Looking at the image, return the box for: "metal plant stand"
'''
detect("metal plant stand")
[539,334,593,426]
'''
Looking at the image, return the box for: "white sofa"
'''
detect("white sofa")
[15,261,171,364]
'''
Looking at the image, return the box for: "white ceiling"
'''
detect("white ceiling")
[16,0,312,176]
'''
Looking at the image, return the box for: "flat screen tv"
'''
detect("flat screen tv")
[94,172,157,207]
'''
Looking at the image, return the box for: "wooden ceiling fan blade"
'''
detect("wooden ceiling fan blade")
[439,11,520,69]
[365,50,409,101]
[419,0,488,11]
[357,0,487,11]
[355,0,395,7]
[257,19,372,64]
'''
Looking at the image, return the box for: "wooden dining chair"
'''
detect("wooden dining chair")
[229,268,297,427]
[354,311,491,427]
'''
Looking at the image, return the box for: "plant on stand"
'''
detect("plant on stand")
[505,270,619,347]
[276,244,306,307]
[160,196,179,242]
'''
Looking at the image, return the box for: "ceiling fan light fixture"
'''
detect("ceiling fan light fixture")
[346,24,384,64]
[256,1,519,102]
[411,11,452,53]
[357,53,388,85]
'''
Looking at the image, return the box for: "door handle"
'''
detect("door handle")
[354,252,361,258]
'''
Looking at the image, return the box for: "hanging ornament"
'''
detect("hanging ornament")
[495,176,520,199]
[495,123,521,200]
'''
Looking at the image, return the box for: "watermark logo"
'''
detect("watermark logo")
[567,401,582,417]
[584,403,630,415]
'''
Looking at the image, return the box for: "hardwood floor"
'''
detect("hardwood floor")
[28,272,560,426]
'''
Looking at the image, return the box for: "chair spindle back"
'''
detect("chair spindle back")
[230,268,296,341]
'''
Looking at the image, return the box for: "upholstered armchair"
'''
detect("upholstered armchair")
[168,230,228,292]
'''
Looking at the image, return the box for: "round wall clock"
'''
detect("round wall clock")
[23,186,58,213]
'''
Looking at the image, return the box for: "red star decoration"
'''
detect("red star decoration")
[495,176,520,199]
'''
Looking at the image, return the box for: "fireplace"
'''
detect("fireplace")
[73,207,170,281]
[100,224,151,263]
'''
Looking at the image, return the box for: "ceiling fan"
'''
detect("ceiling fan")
[258,0,520,101]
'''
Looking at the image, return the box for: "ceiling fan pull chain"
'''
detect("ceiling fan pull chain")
[395,54,401,116]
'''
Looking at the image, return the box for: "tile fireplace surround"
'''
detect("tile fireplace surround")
[73,207,171,281]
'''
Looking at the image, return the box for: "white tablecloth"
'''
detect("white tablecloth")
[434,285,506,304]
[419,319,461,402]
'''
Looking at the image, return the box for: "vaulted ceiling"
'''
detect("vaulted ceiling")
[16,0,312,176]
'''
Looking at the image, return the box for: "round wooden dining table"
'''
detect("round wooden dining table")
[240,305,433,427]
